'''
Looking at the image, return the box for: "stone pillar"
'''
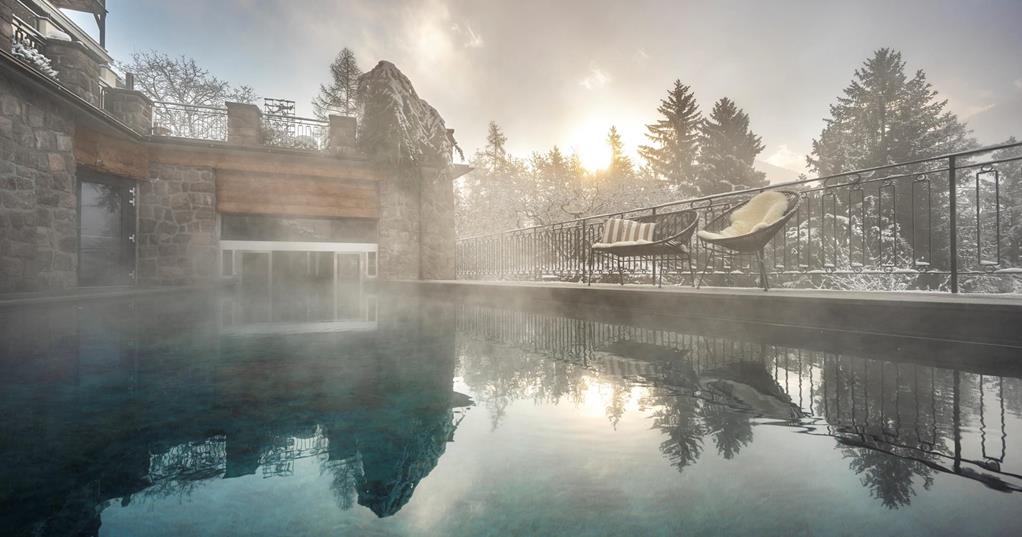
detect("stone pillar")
[376,165,458,281]
[226,102,262,145]
[45,39,102,108]
[0,1,13,54]
[102,87,152,135]
[327,115,357,154]
[377,168,421,280]
[419,166,456,279]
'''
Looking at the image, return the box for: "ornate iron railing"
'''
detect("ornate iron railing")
[151,102,228,142]
[261,113,329,151]
[457,142,1022,293]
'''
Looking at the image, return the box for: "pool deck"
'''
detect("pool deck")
[387,280,1022,372]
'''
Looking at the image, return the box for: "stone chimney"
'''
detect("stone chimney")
[226,102,262,145]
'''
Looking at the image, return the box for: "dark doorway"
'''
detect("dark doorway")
[78,170,136,286]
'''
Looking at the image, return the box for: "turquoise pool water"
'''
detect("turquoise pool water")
[1,289,1020,536]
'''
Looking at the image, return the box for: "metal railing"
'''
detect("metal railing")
[261,113,330,151]
[151,102,228,142]
[457,142,1022,293]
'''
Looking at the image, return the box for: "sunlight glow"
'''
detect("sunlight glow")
[568,119,613,172]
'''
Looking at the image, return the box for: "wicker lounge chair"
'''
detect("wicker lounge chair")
[588,210,698,287]
[696,191,801,291]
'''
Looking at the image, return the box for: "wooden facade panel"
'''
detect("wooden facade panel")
[74,127,150,179]
[149,142,384,182]
[216,170,379,219]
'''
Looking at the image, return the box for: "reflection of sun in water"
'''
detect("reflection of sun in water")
[579,378,649,419]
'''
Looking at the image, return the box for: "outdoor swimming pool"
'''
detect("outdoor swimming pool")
[1,288,1020,536]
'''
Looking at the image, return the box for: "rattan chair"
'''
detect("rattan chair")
[696,191,801,291]
[588,210,698,287]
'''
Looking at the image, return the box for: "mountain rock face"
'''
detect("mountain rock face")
[356,61,458,165]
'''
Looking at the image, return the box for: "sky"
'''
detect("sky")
[69,0,1022,179]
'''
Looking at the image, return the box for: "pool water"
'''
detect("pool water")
[1,289,1020,536]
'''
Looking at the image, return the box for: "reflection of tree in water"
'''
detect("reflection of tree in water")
[644,391,706,472]
[458,340,592,430]
[815,359,955,509]
[324,455,364,511]
[843,444,934,509]
[701,394,754,460]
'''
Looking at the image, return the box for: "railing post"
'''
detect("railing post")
[948,154,958,293]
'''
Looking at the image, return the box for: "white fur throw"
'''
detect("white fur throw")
[594,218,655,248]
[697,191,789,241]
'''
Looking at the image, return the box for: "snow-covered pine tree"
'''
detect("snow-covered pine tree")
[696,97,767,196]
[312,48,362,120]
[807,48,974,175]
[639,80,702,194]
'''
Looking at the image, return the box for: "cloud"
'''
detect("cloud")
[580,66,611,90]
[961,102,996,119]
[763,144,806,174]
[461,24,484,48]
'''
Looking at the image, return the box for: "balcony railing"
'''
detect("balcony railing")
[456,142,1022,293]
[151,102,228,142]
[261,113,329,151]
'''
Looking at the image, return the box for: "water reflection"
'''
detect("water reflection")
[455,303,1022,505]
[0,290,465,536]
[0,290,1020,536]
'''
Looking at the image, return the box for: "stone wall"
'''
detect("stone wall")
[138,163,218,286]
[419,166,456,279]
[0,73,78,292]
[376,165,457,280]
[376,168,419,280]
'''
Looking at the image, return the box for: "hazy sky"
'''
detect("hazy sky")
[74,0,1022,176]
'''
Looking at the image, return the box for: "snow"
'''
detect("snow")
[356,61,459,165]
[11,41,59,79]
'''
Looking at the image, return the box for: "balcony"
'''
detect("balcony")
[456,142,1022,295]
[149,99,345,153]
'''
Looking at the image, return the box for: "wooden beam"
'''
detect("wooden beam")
[74,127,149,179]
[149,140,385,182]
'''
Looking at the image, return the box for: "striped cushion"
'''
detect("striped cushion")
[597,218,655,246]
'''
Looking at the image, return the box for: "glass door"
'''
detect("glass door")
[78,174,136,286]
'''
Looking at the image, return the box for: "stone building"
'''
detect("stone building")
[0,0,467,294]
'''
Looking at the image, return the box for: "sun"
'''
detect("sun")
[568,119,613,172]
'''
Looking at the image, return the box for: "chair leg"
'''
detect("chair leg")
[586,250,592,286]
[756,248,769,291]
[617,257,624,286]
[687,256,697,288]
[696,252,713,289]
[652,256,659,287]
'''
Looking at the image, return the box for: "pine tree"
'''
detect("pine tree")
[483,121,508,172]
[696,97,767,196]
[639,80,702,193]
[312,48,362,120]
[606,126,635,182]
[807,48,974,175]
